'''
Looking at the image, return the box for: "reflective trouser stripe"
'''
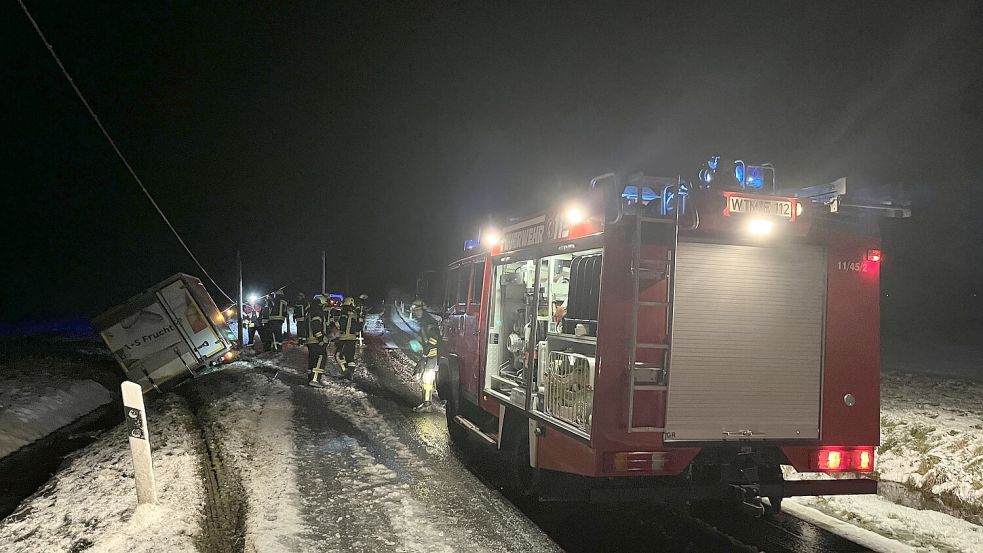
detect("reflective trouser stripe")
[312,355,325,375]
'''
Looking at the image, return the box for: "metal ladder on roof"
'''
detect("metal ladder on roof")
[627,181,682,433]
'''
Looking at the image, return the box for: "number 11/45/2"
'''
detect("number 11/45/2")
[836,260,871,272]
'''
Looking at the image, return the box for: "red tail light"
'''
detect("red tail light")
[603,451,670,473]
[856,449,873,471]
[813,447,875,473]
[818,449,844,471]
[866,249,881,262]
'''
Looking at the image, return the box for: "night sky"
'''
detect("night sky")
[4,1,982,341]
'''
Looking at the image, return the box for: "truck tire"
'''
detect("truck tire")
[438,358,470,445]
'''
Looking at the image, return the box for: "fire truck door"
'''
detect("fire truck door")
[664,241,827,442]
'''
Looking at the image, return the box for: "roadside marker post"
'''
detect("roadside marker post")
[121,381,158,505]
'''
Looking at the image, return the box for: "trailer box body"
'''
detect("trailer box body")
[94,273,232,392]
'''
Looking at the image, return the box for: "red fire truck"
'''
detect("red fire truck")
[436,166,907,512]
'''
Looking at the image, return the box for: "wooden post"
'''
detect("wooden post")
[121,381,158,505]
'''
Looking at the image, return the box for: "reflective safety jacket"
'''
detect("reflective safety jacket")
[270,295,288,321]
[336,306,363,340]
[418,311,440,358]
[294,298,308,322]
[308,304,326,344]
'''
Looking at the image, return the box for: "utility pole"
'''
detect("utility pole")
[236,249,244,346]
[321,249,326,293]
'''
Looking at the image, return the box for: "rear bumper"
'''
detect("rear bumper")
[762,478,877,498]
[581,478,877,503]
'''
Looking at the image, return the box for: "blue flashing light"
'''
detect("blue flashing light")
[734,162,745,188]
[621,185,659,204]
[745,166,765,189]
[662,184,689,214]
[463,238,480,251]
[707,155,719,170]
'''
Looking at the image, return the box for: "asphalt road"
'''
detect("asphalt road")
[233,303,877,553]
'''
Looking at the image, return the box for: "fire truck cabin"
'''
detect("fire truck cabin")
[437,171,883,509]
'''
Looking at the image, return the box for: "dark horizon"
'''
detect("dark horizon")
[4,2,982,340]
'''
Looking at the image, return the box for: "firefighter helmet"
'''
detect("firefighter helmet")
[343,297,355,306]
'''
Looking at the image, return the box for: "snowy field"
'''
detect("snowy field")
[0,393,204,552]
[0,337,118,459]
[789,370,983,553]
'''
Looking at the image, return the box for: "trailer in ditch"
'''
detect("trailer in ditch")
[94,273,234,392]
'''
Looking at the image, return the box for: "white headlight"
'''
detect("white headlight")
[747,219,774,236]
[565,207,584,225]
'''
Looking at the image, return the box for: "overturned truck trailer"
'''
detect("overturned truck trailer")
[94,273,233,392]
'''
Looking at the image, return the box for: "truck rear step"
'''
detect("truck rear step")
[453,415,498,445]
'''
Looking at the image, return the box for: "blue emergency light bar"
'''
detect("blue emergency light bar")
[463,238,480,251]
[621,185,660,204]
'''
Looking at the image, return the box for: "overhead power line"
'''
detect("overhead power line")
[17,0,235,304]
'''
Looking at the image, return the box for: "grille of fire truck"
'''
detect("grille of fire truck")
[544,351,594,433]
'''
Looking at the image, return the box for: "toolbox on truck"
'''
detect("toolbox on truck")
[93,273,233,392]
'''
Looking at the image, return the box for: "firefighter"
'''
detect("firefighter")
[245,302,261,346]
[355,293,369,349]
[333,297,363,380]
[268,289,288,352]
[293,292,308,344]
[258,296,272,352]
[355,293,369,319]
[307,295,329,385]
[410,298,440,411]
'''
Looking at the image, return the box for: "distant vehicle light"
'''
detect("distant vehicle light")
[565,207,584,225]
[747,218,774,236]
[866,249,881,262]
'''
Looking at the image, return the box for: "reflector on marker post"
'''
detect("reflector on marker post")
[121,381,158,505]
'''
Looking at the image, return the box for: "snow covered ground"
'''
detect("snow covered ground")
[0,393,204,552]
[4,314,982,552]
[0,337,118,459]
[787,370,983,553]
